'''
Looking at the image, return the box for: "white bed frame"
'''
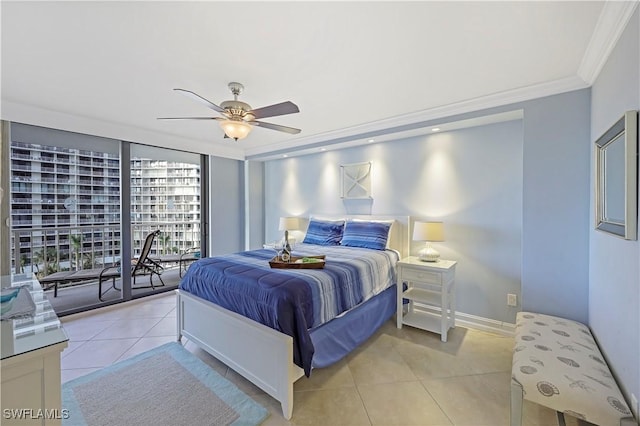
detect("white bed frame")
[176,215,409,419]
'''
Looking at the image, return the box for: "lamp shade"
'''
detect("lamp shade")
[412,221,444,242]
[219,119,252,141]
[279,217,301,231]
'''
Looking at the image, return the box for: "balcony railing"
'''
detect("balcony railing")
[10,222,201,280]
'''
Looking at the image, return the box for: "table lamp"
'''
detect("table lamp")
[278,217,301,254]
[278,217,301,235]
[413,221,444,262]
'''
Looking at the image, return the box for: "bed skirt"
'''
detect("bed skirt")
[310,284,396,368]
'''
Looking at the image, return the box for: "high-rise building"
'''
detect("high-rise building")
[9,141,200,276]
[130,158,200,256]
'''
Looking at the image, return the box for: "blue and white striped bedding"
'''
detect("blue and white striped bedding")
[289,243,398,327]
[179,243,399,375]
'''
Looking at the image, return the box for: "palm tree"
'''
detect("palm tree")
[159,233,171,255]
[70,235,82,271]
[81,253,95,269]
[19,254,28,273]
[32,249,45,278]
[33,247,59,278]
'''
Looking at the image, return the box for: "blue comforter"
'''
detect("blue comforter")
[179,243,399,376]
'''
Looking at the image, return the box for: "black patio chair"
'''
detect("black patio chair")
[151,246,201,277]
[40,230,166,301]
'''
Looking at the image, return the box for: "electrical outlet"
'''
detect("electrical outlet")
[632,393,638,418]
[507,293,517,307]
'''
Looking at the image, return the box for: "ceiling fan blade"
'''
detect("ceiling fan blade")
[250,120,301,134]
[174,88,225,113]
[157,117,223,120]
[249,101,299,120]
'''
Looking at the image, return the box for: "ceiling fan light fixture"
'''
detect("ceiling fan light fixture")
[220,119,252,141]
[162,84,300,139]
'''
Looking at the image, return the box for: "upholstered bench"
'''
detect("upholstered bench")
[511,312,637,426]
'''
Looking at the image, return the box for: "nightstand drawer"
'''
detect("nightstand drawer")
[401,268,441,284]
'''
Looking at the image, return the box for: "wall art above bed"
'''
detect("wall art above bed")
[340,161,372,199]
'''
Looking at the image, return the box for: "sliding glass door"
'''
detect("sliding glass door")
[8,123,123,313]
[128,143,204,298]
[7,123,207,315]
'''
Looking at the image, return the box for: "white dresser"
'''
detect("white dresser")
[1,274,69,425]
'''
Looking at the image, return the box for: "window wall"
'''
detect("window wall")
[129,143,203,299]
[6,123,207,315]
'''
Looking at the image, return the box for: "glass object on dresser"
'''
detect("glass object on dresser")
[1,273,68,360]
[1,273,69,425]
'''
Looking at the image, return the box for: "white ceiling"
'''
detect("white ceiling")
[1,1,636,161]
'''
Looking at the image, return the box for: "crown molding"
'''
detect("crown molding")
[578,1,639,85]
[244,75,588,159]
[247,1,639,160]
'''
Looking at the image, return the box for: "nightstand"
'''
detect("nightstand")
[396,257,457,342]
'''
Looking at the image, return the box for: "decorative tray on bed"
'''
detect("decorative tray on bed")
[269,255,326,269]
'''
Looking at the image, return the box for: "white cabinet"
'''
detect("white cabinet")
[1,274,68,425]
[396,257,457,342]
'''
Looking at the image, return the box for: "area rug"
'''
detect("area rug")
[62,342,269,426]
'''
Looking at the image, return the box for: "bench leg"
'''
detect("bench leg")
[510,379,524,426]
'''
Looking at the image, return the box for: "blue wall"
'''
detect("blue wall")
[265,120,524,324]
[263,87,592,326]
[589,7,639,414]
[210,156,244,255]
[520,90,591,323]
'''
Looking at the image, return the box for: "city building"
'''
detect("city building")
[9,140,200,277]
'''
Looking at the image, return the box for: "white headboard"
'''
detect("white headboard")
[307,214,410,259]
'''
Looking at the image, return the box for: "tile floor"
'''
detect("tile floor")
[60,292,572,426]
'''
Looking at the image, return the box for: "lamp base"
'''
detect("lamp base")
[418,244,440,262]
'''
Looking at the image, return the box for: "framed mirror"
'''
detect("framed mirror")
[595,110,638,240]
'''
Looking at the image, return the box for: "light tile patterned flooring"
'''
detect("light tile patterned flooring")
[60,292,570,426]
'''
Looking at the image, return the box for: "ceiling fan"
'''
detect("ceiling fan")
[158,82,301,141]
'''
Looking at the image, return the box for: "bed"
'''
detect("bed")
[176,215,409,419]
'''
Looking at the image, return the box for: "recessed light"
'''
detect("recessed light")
[368,139,375,143]
[320,148,326,151]
[283,154,288,158]
[431,128,440,132]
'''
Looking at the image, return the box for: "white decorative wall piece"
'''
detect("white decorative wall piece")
[340,162,372,199]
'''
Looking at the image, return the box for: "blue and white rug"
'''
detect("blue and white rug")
[62,342,268,426]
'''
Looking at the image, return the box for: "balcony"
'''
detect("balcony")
[44,267,182,314]
[10,222,199,315]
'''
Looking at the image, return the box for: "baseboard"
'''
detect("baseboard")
[411,303,516,337]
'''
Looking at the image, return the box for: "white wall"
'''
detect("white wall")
[265,120,524,323]
[589,7,639,413]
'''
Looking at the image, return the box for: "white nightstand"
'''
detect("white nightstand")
[396,257,457,342]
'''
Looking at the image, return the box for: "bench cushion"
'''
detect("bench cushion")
[512,312,633,425]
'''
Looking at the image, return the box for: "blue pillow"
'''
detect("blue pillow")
[340,221,392,250]
[302,219,345,246]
